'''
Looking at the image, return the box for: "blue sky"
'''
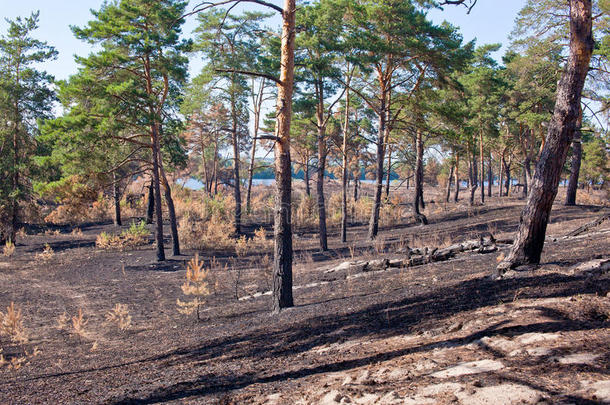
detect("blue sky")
[0,0,526,81]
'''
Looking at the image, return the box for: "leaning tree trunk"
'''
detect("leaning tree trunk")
[497,0,593,274]
[271,0,296,313]
[413,128,428,225]
[565,106,583,205]
[113,172,122,227]
[146,178,154,224]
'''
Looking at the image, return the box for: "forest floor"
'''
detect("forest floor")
[0,186,609,404]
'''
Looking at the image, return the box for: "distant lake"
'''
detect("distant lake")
[180,178,275,190]
[179,178,523,190]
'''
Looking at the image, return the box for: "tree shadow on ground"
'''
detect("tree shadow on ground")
[108,270,608,404]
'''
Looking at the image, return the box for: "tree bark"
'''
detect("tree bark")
[113,172,122,226]
[469,152,478,206]
[316,109,328,251]
[479,130,485,203]
[522,156,531,198]
[385,146,392,199]
[497,0,593,274]
[271,0,296,313]
[413,128,428,225]
[159,159,180,257]
[151,124,165,262]
[304,154,311,196]
[146,178,154,224]
[446,163,454,203]
[230,93,242,235]
[487,155,493,197]
[454,154,460,202]
[504,156,512,196]
[368,94,388,240]
[565,106,583,205]
[341,79,351,244]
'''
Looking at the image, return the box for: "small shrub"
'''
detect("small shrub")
[3,240,15,257]
[235,235,249,257]
[177,254,210,320]
[105,303,132,331]
[36,243,54,261]
[0,302,27,344]
[71,308,88,340]
[96,221,149,250]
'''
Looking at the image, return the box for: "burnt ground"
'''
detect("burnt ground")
[0,190,609,405]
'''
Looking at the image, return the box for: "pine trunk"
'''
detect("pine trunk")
[113,172,122,227]
[446,164,454,203]
[271,0,296,313]
[454,154,460,203]
[413,129,428,225]
[497,0,593,274]
[565,107,583,205]
[146,178,154,224]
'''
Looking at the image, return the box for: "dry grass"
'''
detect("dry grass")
[105,303,132,331]
[0,302,28,344]
[96,221,149,250]
[36,243,55,261]
[71,308,88,340]
[3,240,15,257]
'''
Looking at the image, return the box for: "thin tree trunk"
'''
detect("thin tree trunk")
[151,125,165,262]
[368,100,387,240]
[159,160,180,257]
[113,172,122,227]
[446,163,454,203]
[522,156,531,198]
[304,154,311,196]
[487,155,493,197]
[413,128,428,225]
[385,146,392,199]
[499,154,504,197]
[146,178,154,224]
[565,106,583,205]
[454,154,460,202]
[316,118,328,251]
[272,0,295,313]
[504,157,512,196]
[497,0,593,274]
[479,130,485,203]
[231,93,242,235]
[469,152,478,206]
[341,77,351,244]
[246,78,265,214]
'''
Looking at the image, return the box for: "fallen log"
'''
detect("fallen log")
[565,212,610,237]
